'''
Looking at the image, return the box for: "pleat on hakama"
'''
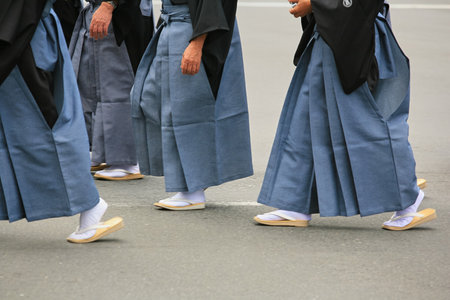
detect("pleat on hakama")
[0,8,99,222]
[258,15,418,217]
[131,1,253,192]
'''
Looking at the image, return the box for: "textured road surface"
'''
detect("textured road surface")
[1,1,449,299]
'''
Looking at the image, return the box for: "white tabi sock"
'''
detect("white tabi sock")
[95,164,140,177]
[383,190,425,228]
[256,210,312,221]
[160,190,206,207]
[68,198,108,240]
[91,161,101,167]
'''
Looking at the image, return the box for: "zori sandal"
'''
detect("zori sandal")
[154,199,205,211]
[67,217,124,243]
[254,211,309,227]
[382,208,436,231]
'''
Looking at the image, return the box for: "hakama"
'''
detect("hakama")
[69,0,148,165]
[131,1,253,192]
[258,13,419,217]
[0,6,99,222]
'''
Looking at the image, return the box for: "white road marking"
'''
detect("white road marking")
[238,2,450,9]
[110,202,262,207]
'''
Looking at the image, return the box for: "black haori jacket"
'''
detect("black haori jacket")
[294,0,385,94]
[0,0,48,85]
[171,0,238,97]
[110,0,155,73]
[53,0,82,46]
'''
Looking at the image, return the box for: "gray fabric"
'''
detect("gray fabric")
[69,2,137,165]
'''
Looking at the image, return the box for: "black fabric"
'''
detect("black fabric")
[293,14,315,68]
[53,0,81,46]
[171,0,238,98]
[0,0,48,85]
[0,0,57,128]
[294,0,385,94]
[17,46,58,128]
[112,0,154,73]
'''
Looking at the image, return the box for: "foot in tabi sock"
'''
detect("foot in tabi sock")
[67,198,124,243]
[382,190,437,231]
[254,210,311,227]
[93,164,144,181]
[154,190,206,210]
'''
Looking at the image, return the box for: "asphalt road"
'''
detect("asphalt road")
[1,1,449,299]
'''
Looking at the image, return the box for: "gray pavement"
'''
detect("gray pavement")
[1,1,450,299]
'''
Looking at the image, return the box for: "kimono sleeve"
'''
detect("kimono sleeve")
[311,0,384,93]
[0,0,47,84]
[186,0,238,97]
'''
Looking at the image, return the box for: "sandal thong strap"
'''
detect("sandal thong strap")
[73,223,112,234]
[263,211,297,221]
[159,198,201,205]
[388,212,424,222]
[101,169,138,174]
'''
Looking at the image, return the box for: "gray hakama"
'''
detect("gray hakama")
[69,0,139,165]
[0,7,99,222]
[258,13,419,217]
[131,1,253,192]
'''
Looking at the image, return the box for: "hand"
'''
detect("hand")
[181,34,207,75]
[289,0,312,18]
[89,2,114,40]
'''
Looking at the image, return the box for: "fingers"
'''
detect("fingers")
[100,22,108,39]
[90,20,109,40]
[89,22,97,39]
[89,5,112,40]
[181,44,202,75]
[289,7,302,18]
[289,0,312,18]
[180,57,200,75]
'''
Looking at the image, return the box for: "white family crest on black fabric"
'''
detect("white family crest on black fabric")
[343,0,352,8]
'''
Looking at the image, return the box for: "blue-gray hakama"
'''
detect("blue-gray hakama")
[258,14,419,217]
[131,1,253,192]
[0,6,99,222]
[69,0,146,165]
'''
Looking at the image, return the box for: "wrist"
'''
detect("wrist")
[103,1,117,10]
[190,34,207,48]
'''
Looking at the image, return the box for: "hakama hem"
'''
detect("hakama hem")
[2,196,99,223]
[164,171,255,193]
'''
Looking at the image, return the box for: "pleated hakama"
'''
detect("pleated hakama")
[131,1,253,192]
[69,1,139,165]
[0,7,99,222]
[258,15,418,217]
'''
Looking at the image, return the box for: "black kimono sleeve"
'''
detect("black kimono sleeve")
[110,0,154,73]
[294,0,385,94]
[172,0,238,97]
[52,0,82,46]
[0,0,47,85]
[0,0,58,127]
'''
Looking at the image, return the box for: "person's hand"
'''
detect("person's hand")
[89,2,114,40]
[181,34,207,75]
[289,0,312,18]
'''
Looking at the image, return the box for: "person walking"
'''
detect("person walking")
[131,0,253,210]
[0,0,123,243]
[254,0,436,230]
[69,0,154,180]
